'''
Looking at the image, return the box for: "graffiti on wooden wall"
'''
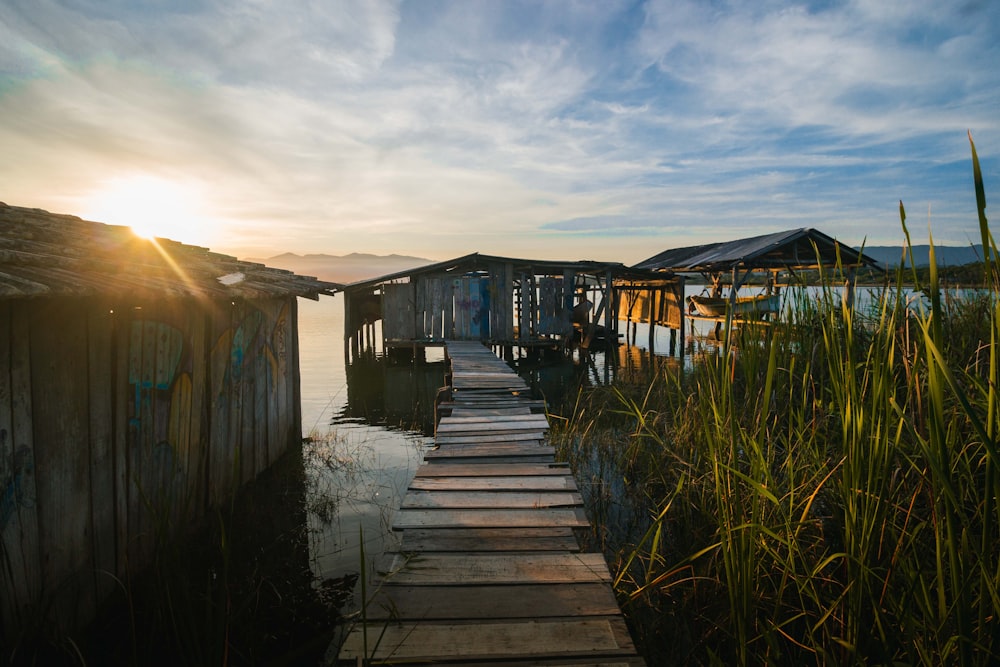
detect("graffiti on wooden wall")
[123,303,290,500]
[127,319,193,501]
[210,303,289,419]
[0,430,34,531]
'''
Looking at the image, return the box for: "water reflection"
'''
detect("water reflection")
[340,353,447,435]
[292,288,807,616]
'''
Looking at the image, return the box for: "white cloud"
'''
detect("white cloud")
[0,0,997,258]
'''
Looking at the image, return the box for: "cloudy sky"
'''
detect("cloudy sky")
[2,1,997,263]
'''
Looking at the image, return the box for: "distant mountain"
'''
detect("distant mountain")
[859,245,986,269]
[249,252,434,284]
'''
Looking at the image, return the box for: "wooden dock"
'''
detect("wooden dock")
[337,341,645,665]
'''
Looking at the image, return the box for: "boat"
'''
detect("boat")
[687,293,781,318]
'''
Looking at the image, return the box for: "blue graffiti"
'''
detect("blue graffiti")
[127,320,184,427]
[0,439,35,532]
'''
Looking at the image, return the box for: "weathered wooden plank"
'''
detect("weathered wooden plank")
[393,507,589,529]
[443,406,543,415]
[367,582,620,619]
[433,438,550,450]
[112,308,130,580]
[425,455,556,465]
[409,475,577,491]
[413,462,570,477]
[430,278,444,339]
[0,302,36,629]
[518,274,532,341]
[452,375,527,384]
[187,309,207,512]
[209,310,233,506]
[426,448,552,459]
[414,274,428,338]
[382,282,416,340]
[398,527,580,552]
[444,400,546,411]
[451,369,517,377]
[430,438,550,450]
[87,306,116,604]
[382,552,611,584]
[254,317,269,479]
[440,414,549,425]
[423,448,553,462]
[402,490,582,509]
[444,407,532,417]
[435,427,548,438]
[30,298,96,628]
[443,278,454,339]
[454,277,469,338]
[338,618,634,662]
[431,438,548,450]
[436,422,547,435]
[0,302,15,629]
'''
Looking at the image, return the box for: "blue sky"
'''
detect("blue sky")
[1,0,997,263]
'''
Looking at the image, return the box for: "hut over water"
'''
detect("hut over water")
[0,202,338,639]
[341,252,682,359]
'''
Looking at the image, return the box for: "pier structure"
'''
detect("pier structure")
[342,253,682,362]
[337,341,645,665]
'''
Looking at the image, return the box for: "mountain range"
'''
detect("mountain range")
[250,245,989,284]
[248,252,435,284]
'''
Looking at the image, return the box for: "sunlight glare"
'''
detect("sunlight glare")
[83,175,208,244]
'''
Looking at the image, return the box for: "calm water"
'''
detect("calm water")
[296,297,434,589]
[293,283,913,605]
[294,294,681,601]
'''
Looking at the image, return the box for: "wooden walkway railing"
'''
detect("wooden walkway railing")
[337,340,645,665]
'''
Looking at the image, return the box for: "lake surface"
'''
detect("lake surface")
[294,293,689,604]
[293,282,915,608]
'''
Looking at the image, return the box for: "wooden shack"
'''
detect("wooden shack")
[342,253,681,360]
[0,203,337,639]
[634,228,882,336]
[613,270,687,354]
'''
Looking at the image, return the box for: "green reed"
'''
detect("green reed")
[551,135,999,665]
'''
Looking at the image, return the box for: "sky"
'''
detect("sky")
[2,0,998,264]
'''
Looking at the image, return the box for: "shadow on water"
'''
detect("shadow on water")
[70,295,688,665]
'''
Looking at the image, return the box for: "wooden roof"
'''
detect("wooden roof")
[0,202,341,300]
[633,228,882,274]
[344,252,673,291]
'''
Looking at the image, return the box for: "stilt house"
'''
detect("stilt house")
[341,253,681,359]
[635,228,882,328]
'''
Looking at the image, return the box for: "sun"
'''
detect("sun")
[82,174,210,244]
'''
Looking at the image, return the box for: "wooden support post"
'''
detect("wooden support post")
[603,271,613,339]
[679,286,686,364]
[647,288,658,354]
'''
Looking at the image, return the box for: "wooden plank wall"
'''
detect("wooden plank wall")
[0,294,301,639]
[536,276,571,336]
[375,267,655,347]
[383,272,517,343]
[382,282,416,341]
[617,282,685,329]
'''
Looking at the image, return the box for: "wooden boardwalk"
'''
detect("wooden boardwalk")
[337,341,645,665]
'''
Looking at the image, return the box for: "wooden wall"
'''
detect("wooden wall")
[375,267,572,345]
[617,281,685,329]
[0,294,301,638]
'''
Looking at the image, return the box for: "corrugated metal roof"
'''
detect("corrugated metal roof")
[0,202,341,300]
[633,228,882,273]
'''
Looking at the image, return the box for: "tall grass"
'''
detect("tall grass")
[551,135,999,665]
